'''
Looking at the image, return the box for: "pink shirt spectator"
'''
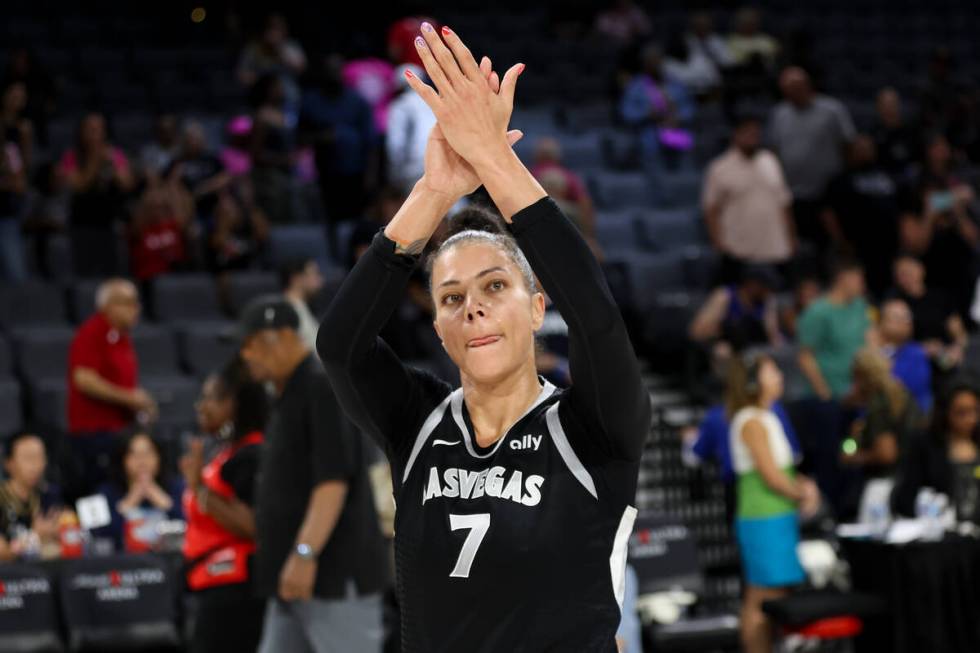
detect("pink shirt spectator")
[343,58,395,133]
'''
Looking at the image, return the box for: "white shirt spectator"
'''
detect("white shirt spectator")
[702,148,793,263]
[386,65,436,192]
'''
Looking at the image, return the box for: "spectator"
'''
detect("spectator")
[386,64,436,193]
[93,430,183,553]
[892,380,980,521]
[300,54,377,256]
[620,44,695,171]
[594,0,652,46]
[3,47,56,147]
[872,87,919,179]
[181,357,268,653]
[0,81,31,281]
[347,187,405,269]
[769,67,855,252]
[220,115,253,178]
[530,137,596,238]
[727,7,780,68]
[387,16,439,68]
[778,275,822,339]
[343,55,395,134]
[22,161,68,279]
[918,47,971,148]
[238,297,388,652]
[890,254,968,370]
[166,121,230,220]
[129,183,194,283]
[206,180,269,274]
[899,134,979,318]
[664,35,723,98]
[281,258,326,351]
[840,349,921,517]
[684,400,801,525]
[59,112,135,277]
[250,74,295,224]
[237,13,306,116]
[726,353,818,653]
[702,113,795,278]
[878,298,933,412]
[797,260,871,401]
[67,279,157,500]
[139,114,179,183]
[690,265,783,353]
[535,295,571,388]
[0,431,60,562]
[824,135,901,299]
[685,11,735,75]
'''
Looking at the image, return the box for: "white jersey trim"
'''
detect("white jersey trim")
[402,392,454,483]
[452,380,557,459]
[544,403,598,500]
[610,505,637,612]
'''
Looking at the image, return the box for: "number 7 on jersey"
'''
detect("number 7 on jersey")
[448,513,490,578]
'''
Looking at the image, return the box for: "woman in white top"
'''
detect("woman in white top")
[727,352,819,653]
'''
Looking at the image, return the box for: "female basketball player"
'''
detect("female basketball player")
[318,24,651,652]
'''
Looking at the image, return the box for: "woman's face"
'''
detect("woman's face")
[80,114,106,149]
[948,391,979,437]
[431,241,544,385]
[927,137,951,170]
[124,434,160,484]
[757,358,784,400]
[3,82,27,115]
[196,376,234,435]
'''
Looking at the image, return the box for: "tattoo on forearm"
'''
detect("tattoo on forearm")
[395,239,427,256]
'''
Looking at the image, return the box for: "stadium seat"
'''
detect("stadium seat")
[590,172,652,211]
[178,322,239,378]
[68,280,101,324]
[268,226,330,270]
[0,333,12,377]
[226,272,280,317]
[142,375,200,429]
[59,554,180,652]
[635,209,703,252]
[151,275,224,323]
[595,212,640,253]
[14,327,75,388]
[610,253,687,312]
[0,564,63,653]
[131,326,182,376]
[652,171,703,209]
[0,379,23,437]
[557,102,615,134]
[28,378,68,432]
[0,281,68,329]
[556,133,604,171]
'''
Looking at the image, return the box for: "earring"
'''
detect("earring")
[218,421,234,440]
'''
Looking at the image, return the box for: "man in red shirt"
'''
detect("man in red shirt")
[67,278,156,499]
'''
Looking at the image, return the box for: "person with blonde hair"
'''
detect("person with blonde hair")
[726,352,818,653]
[841,348,922,519]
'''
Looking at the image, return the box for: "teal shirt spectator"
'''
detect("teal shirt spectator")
[797,296,871,398]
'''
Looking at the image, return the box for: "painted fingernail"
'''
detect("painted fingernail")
[421,22,434,33]
[415,36,426,49]
[518,63,526,74]
[404,69,415,79]
[441,26,452,36]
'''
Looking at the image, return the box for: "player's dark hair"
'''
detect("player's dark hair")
[426,206,537,294]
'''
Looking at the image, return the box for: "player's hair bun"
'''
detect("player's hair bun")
[444,206,508,239]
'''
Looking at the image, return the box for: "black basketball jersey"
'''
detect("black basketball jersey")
[319,198,651,652]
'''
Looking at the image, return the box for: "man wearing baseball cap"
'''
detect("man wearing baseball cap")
[238,296,388,652]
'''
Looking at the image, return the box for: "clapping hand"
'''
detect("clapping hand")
[404,22,525,171]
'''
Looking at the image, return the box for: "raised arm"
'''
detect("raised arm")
[319,54,523,457]
[407,25,651,460]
